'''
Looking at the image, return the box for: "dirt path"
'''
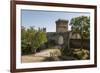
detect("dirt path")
[21,55,46,62]
[21,49,61,63]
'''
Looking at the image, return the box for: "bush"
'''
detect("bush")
[72,49,90,60]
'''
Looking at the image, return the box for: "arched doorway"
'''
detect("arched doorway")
[58,35,64,45]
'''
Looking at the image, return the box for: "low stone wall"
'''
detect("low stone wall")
[70,39,90,49]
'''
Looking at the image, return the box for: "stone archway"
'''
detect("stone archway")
[58,35,64,45]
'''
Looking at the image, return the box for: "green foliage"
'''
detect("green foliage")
[32,31,47,52]
[70,16,90,39]
[21,26,47,55]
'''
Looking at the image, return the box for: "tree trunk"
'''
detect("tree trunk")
[34,49,37,53]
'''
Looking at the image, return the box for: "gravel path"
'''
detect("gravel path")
[21,49,61,63]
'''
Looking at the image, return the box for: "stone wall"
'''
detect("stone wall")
[46,32,90,50]
[46,32,70,49]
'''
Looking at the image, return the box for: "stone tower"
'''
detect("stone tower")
[56,19,68,32]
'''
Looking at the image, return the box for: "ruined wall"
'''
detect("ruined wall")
[46,32,70,49]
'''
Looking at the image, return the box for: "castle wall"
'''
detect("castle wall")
[46,32,70,49]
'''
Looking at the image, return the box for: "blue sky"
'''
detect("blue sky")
[21,9,90,32]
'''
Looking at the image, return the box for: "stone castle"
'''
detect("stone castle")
[40,19,89,50]
[46,19,81,39]
[45,19,71,49]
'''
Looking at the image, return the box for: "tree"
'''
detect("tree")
[21,26,47,54]
[21,26,36,54]
[32,31,47,53]
[70,16,90,39]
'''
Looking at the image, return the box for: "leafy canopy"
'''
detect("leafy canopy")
[21,26,47,54]
[70,16,90,39]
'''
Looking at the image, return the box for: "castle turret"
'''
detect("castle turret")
[43,27,46,32]
[56,19,68,32]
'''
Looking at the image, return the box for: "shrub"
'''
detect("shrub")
[72,48,90,60]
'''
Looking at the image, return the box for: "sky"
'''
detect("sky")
[21,9,90,32]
